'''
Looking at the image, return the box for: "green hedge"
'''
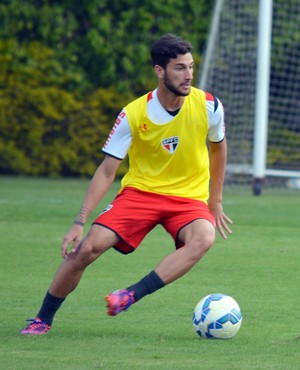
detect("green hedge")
[0,0,214,176]
[0,40,131,177]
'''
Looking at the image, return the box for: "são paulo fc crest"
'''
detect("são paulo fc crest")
[161,136,179,154]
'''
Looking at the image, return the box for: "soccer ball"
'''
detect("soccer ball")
[192,293,242,339]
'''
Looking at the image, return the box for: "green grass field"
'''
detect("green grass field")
[0,176,299,370]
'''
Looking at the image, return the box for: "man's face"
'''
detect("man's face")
[163,53,194,96]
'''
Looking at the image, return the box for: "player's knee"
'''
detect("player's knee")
[187,231,215,261]
[74,239,98,267]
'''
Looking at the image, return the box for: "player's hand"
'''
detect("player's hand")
[61,224,84,258]
[208,201,233,239]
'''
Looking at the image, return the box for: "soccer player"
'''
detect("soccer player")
[21,34,233,335]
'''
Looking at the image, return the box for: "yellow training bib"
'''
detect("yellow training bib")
[121,87,209,202]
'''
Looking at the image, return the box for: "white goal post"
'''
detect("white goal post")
[199,0,300,194]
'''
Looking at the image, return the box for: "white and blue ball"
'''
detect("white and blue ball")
[193,293,242,339]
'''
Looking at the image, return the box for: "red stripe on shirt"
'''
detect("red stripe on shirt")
[147,91,153,102]
[205,92,214,101]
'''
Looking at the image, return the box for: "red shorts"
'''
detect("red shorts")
[93,187,216,254]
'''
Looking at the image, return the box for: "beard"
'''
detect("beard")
[163,74,191,96]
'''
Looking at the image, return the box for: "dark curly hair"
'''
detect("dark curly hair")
[150,34,193,69]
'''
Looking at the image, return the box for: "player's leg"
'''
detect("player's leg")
[21,225,119,335]
[154,219,215,284]
[49,225,119,297]
[106,219,215,316]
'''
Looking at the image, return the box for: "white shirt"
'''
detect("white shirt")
[103,88,225,160]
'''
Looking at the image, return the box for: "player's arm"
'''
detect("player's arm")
[208,138,232,239]
[61,155,121,258]
[206,94,233,239]
[61,110,132,258]
[74,154,121,225]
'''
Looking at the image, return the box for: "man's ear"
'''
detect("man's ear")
[154,65,165,79]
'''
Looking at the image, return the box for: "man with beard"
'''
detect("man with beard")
[21,34,233,335]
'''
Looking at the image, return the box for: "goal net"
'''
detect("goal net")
[199,0,300,191]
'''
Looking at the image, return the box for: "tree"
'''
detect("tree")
[0,0,214,176]
[0,0,213,94]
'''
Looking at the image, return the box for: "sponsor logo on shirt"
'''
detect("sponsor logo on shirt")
[138,123,149,132]
[161,136,179,154]
[103,111,126,149]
